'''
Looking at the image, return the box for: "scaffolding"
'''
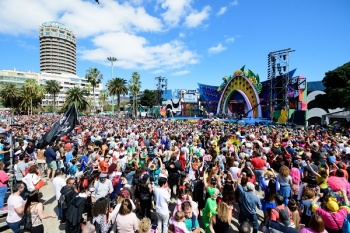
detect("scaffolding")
[267,48,295,120]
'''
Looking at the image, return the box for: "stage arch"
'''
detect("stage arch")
[217,75,262,118]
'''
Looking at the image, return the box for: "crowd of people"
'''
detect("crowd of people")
[1,115,350,233]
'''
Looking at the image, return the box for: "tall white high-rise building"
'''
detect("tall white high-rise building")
[39,22,76,75]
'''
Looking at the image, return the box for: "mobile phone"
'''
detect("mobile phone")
[151,224,157,230]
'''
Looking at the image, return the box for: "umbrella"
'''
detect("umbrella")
[78,112,86,116]
[88,113,95,116]
[98,112,107,115]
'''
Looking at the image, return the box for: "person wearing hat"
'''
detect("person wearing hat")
[311,189,350,233]
[265,203,298,233]
[93,173,113,201]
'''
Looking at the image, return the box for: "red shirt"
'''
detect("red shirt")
[99,160,109,172]
[179,155,186,170]
[251,157,266,170]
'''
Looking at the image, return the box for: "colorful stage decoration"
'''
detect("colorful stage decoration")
[217,66,262,118]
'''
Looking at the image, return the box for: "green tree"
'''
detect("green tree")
[322,62,350,109]
[64,86,89,112]
[107,77,128,114]
[0,83,21,112]
[99,89,108,112]
[45,80,61,112]
[22,79,46,115]
[140,89,158,109]
[86,68,103,111]
[128,72,141,117]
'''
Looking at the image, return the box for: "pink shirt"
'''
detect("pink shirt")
[316,207,349,230]
[0,170,9,187]
[299,227,328,233]
[116,213,139,233]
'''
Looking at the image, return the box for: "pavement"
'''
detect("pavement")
[2,181,265,233]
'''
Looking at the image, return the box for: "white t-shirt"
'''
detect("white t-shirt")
[154,187,170,216]
[22,173,40,192]
[6,194,24,223]
[52,176,66,201]
[94,179,113,200]
[229,166,240,180]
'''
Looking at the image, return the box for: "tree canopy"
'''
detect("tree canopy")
[140,89,158,109]
[322,62,350,109]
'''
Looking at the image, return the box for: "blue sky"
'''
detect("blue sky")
[0,0,349,91]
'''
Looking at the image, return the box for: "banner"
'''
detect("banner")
[36,104,79,148]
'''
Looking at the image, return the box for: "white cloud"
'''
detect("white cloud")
[172,70,190,76]
[230,0,239,6]
[208,43,226,54]
[185,6,211,28]
[0,0,201,72]
[0,0,163,37]
[216,0,239,17]
[80,32,198,70]
[225,37,235,43]
[216,7,227,16]
[159,0,192,27]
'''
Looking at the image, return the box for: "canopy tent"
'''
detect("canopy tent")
[321,110,350,125]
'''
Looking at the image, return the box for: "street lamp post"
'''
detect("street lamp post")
[107,56,117,115]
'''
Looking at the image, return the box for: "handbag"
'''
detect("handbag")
[33,175,45,190]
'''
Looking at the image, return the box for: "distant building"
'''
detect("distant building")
[39,22,76,75]
[0,69,102,109]
[0,69,39,86]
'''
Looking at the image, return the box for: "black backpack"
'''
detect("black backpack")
[19,210,32,232]
[93,220,102,233]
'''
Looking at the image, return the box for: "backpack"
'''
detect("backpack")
[59,189,73,209]
[93,220,102,233]
[19,210,32,231]
[275,206,291,222]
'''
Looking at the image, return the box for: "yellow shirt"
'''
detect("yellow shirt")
[316,174,328,189]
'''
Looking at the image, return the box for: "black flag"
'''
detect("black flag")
[36,104,79,148]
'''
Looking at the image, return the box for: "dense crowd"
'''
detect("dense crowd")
[1,115,350,233]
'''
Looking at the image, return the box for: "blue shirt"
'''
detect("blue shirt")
[44,147,56,163]
[65,151,73,165]
[184,216,199,231]
[80,155,88,170]
[237,184,262,214]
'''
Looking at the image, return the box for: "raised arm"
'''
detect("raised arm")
[342,189,349,206]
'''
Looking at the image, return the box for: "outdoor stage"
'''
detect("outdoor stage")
[167,116,273,125]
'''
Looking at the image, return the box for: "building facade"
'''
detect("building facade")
[0,69,102,109]
[39,22,76,75]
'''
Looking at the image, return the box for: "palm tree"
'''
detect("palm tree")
[23,79,43,115]
[0,83,21,112]
[45,80,60,112]
[85,68,103,111]
[98,89,108,112]
[107,77,128,114]
[20,88,32,115]
[128,72,141,118]
[64,87,89,112]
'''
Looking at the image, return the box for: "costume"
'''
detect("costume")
[202,187,217,233]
